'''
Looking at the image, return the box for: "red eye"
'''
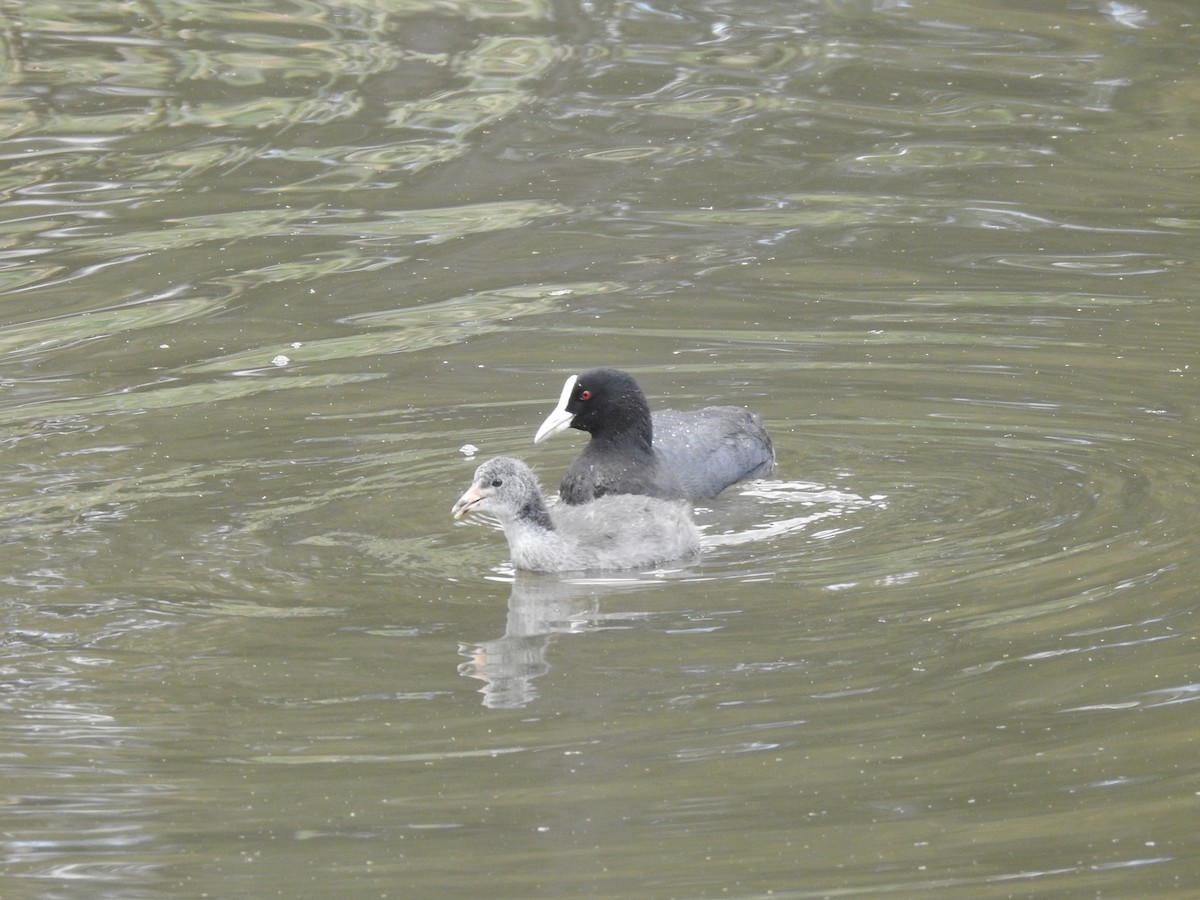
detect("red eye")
[579,390,592,401]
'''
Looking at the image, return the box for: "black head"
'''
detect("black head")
[563,368,651,438]
[534,367,655,450]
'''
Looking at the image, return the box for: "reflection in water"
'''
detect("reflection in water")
[459,575,605,709]
[458,570,696,709]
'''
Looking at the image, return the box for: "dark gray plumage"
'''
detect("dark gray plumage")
[451,457,700,572]
[533,368,775,505]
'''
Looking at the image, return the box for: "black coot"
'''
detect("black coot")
[533,368,775,505]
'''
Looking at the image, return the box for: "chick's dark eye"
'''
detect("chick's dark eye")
[491,479,503,487]
[579,390,592,401]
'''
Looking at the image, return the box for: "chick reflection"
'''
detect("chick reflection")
[457,574,649,709]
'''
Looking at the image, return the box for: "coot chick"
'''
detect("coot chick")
[451,457,699,572]
[533,367,775,505]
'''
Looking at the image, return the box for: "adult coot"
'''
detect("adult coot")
[533,367,775,505]
[451,457,700,572]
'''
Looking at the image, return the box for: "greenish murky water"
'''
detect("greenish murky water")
[1,1,1197,897]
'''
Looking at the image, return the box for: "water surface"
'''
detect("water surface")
[1,0,1198,897]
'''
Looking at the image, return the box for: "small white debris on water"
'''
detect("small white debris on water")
[271,355,290,367]
[460,444,479,457]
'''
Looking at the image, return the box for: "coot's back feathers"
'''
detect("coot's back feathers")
[534,368,774,505]
[451,457,699,572]
[652,406,776,497]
